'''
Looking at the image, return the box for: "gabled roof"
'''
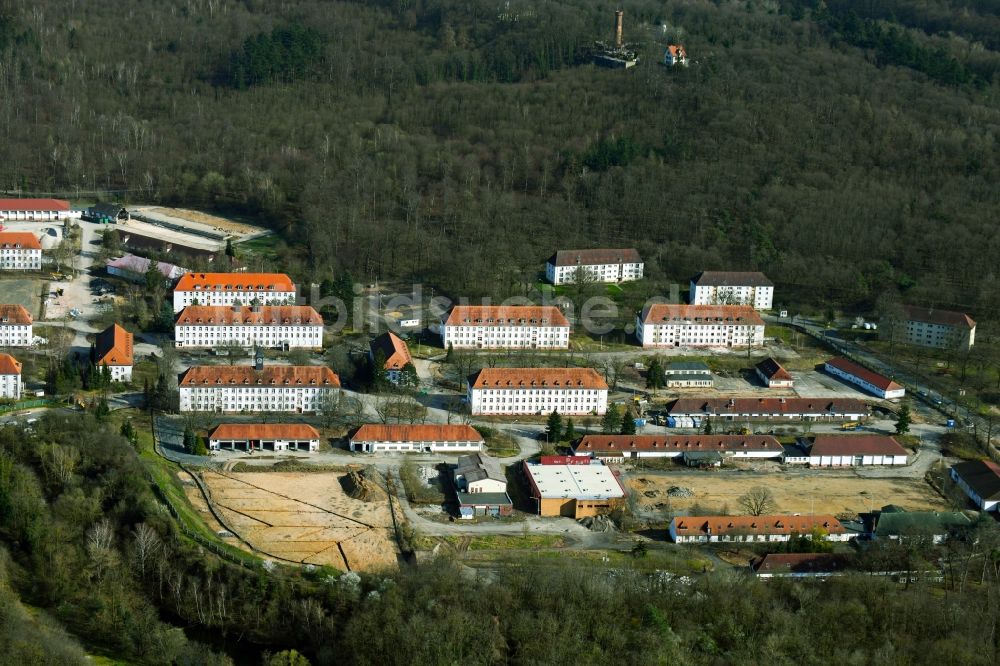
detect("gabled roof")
[671,514,845,538]
[0,232,42,250]
[951,460,1000,501]
[107,253,187,280]
[573,434,782,456]
[0,304,33,325]
[692,271,773,287]
[88,203,126,216]
[0,198,70,212]
[351,424,483,443]
[369,331,412,370]
[455,452,506,484]
[445,305,569,328]
[176,305,323,326]
[179,365,340,387]
[0,353,21,375]
[208,423,320,441]
[664,361,711,372]
[666,45,687,58]
[667,397,869,416]
[639,304,764,326]
[174,272,296,292]
[810,435,908,457]
[469,367,608,390]
[751,553,851,575]
[95,323,133,367]
[755,357,792,382]
[874,509,972,538]
[548,248,642,267]
[902,304,976,330]
[825,357,903,392]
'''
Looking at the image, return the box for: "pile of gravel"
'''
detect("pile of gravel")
[666,486,694,498]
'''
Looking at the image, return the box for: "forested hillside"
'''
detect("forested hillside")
[1,0,998,316]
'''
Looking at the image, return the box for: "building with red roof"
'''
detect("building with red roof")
[825,357,905,399]
[208,423,321,452]
[174,305,323,350]
[901,304,976,351]
[755,357,794,388]
[172,272,297,312]
[442,305,570,350]
[369,331,413,385]
[670,514,849,544]
[636,304,765,348]
[572,434,783,461]
[467,367,608,416]
[0,198,78,222]
[807,435,909,466]
[349,424,484,453]
[0,304,33,347]
[94,323,134,381]
[0,232,43,270]
[0,353,22,399]
[178,363,340,413]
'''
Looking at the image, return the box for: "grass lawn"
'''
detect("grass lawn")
[0,277,46,317]
[235,233,281,261]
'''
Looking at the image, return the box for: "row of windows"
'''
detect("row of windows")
[474,389,602,395]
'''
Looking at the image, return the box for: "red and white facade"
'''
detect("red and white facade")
[572,434,784,461]
[208,423,321,452]
[172,272,297,312]
[0,232,42,270]
[467,367,608,416]
[0,353,22,399]
[349,424,484,453]
[0,304,33,347]
[0,198,79,222]
[178,365,340,413]
[636,304,764,348]
[670,515,849,544]
[442,305,570,349]
[825,357,905,399]
[174,305,323,349]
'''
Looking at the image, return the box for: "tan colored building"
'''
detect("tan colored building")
[900,305,976,351]
[523,457,625,518]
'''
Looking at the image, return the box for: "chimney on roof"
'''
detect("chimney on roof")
[614,10,624,48]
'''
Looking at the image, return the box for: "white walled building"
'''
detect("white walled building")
[368,331,413,385]
[690,271,774,310]
[0,304,33,347]
[178,364,340,413]
[572,434,783,462]
[0,198,79,222]
[467,367,608,416]
[349,424,484,453]
[636,304,764,348]
[545,248,644,285]
[174,305,324,349]
[0,232,42,270]
[670,515,849,544]
[0,353,22,399]
[755,357,794,388]
[824,357,905,400]
[442,305,570,350]
[94,323,133,382]
[807,435,909,467]
[950,461,1000,512]
[900,305,976,351]
[208,423,321,452]
[172,272,297,312]
[454,452,507,493]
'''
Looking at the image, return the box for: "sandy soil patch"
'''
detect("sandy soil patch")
[148,207,267,236]
[201,471,399,571]
[630,471,946,517]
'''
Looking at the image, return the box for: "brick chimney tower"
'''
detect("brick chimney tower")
[614,10,624,48]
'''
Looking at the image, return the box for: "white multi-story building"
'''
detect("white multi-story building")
[0,353,22,399]
[0,198,79,222]
[900,305,976,351]
[349,424,485,453]
[442,305,570,350]
[174,305,324,349]
[545,248,644,285]
[94,323,134,382]
[178,364,340,413]
[172,272,297,312]
[467,367,608,416]
[636,304,764,348]
[690,271,774,310]
[0,232,42,270]
[368,331,413,384]
[0,304,33,347]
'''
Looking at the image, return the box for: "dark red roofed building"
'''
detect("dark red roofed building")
[755,357,794,388]
[824,357,905,399]
[807,435,909,466]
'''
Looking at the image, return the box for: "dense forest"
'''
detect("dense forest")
[0,0,997,323]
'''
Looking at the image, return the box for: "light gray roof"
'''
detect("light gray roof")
[665,361,711,372]
[455,452,505,484]
[457,492,512,507]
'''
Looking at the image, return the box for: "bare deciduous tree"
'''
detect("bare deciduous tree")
[131,522,161,580]
[739,486,777,516]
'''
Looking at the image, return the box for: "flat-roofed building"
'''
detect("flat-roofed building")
[523,457,625,518]
[0,232,42,270]
[467,367,608,415]
[545,248,643,285]
[442,305,570,349]
[636,304,764,348]
[94,323,133,381]
[663,361,713,388]
[208,423,321,452]
[690,271,773,309]
[349,424,484,453]
[174,305,323,349]
[0,353,22,399]
[807,435,909,466]
[0,304,33,347]
[178,364,340,413]
[670,514,849,543]
[755,357,793,388]
[172,272,297,312]
[900,305,976,351]
[825,357,905,399]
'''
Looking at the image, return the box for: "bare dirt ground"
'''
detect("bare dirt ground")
[2,278,44,317]
[146,206,268,236]
[179,471,250,552]
[201,470,399,572]
[629,471,947,517]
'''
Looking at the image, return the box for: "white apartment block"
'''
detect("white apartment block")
[690,271,774,310]
[172,272,297,312]
[900,305,976,351]
[442,305,570,350]
[178,365,340,413]
[468,368,608,416]
[0,232,42,270]
[94,323,134,382]
[0,354,22,399]
[0,198,80,222]
[0,304,33,347]
[636,304,765,348]
[174,305,324,349]
[545,248,644,285]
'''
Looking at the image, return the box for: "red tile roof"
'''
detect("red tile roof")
[667,45,687,58]
[548,248,642,267]
[672,514,845,538]
[825,357,902,392]
[445,305,569,328]
[0,198,70,212]
[369,331,412,370]
[902,304,976,330]
[574,434,782,456]
[0,232,42,250]
[469,367,608,390]
[0,304,32,325]
[175,305,323,326]
[639,304,765,326]
[351,424,483,443]
[95,323,133,367]
[175,272,296,292]
[0,353,21,375]
[809,435,908,457]
[667,397,869,416]
[692,271,773,287]
[755,357,792,382]
[179,365,340,387]
[208,423,320,441]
